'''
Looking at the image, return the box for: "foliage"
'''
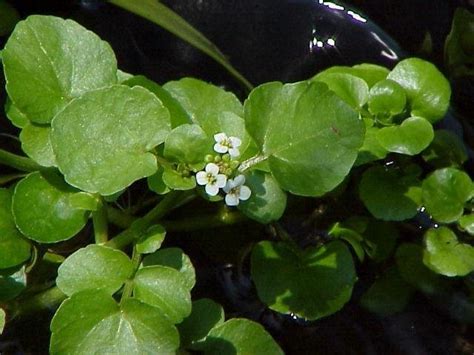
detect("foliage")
[0,13,473,353]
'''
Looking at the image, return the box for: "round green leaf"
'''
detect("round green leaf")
[178,298,225,347]
[238,171,287,224]
[387,58,451,123]
[147,166,170,195]
[244,81,364,196]
[251,240,356,320]
[133,266,192,324]
[355,125,388,166]
[196,318,283,355]
[376,116,434,155]
[368,79,407,117]
[142,248,196,290]
[136,224,166,254]
[0,189,31,269]
[423,227,474,277]
[459,214,474,235]
[359,165,421,221]
[50,290,179,355]
[422,129,468,168]
[314,72,369,109]
[56,245,134,296]
[19,123,56,167]
[12,172,89,243]
[51,85,171,195]
[313,63,389,88]
[0,267,27,301]
[422,168,473,223]
[2,15,117,123]
[164,124,211,163]
[162,166,196,190]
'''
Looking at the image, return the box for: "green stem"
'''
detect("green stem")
[92,199,109,244]
[0,173,27,185]
[7,286,66,320]
[120,246,141,305]
[107,206,135,229]
[0,149,41,172]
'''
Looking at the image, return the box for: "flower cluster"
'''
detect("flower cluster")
[196,132,251,206]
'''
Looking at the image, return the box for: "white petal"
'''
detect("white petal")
[223,181,232,193]
[229,136,242,148]
[225,193,240,206]
[233,175,245,186]
[239,186,251,200]
[214,143,228,154]
[214,132,227,143]
[206,163,219,175]
[216,174,227,188]
[205,183,219,196]
[196,171,208,185]
[229,148,240,158]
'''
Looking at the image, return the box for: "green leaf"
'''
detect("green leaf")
[2,15,117,123]
[133,266,192,324]
[328,222,365,262]
[361,220,399,262]
[0,267,27,301]
[68,192,100,211]
[117,69,133,83]
[459,214,474,235]
[147,166,170,195]
[50,290,179,355]
[313,63,389,87]
[445,8,474,77]
[376,116,434,155]
[56,244,134,296]
[178,298,225,347]
[162,166,196,190]
[19,123,56,167]
[360,267,414,316]
[51,85,171,195]
[142,248,196,290]
[423,227,474,277]
[359,165,421,221]
[368,79,407,118]
[136,224,166,254]
[12,171,89,243]
[196,318,283,355]
[387,58,451,123]
[0,188,31,269]
[238,170,287,224]
[5,98,28,128]
[164,124,211,163]
[0,308,5,335]
[0,0,20,36]
[354,125,388,166]
[422,129,468,168]
[422,168,473,223]
[313,72,369,109]
[251,240,356,320]
[244,81,364,196]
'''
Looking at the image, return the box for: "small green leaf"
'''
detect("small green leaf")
[51,85,171,195]
[162,166,196,190]
[376,116,434,155]
[313,72,369,109]
[164,124,211,163]
[362,220,399,262]
[313,63,389,87]
[50,290,179,355]
[387,58,451,123]
[196,318,283,355]
[422,130,468,168]
[5,98,28,128]
[328,223,365,262]
[0,267,27,301]
[359,165,421,221]
[2,15,117,123]
[136,224,166,254]
[445,8,474,77]
[12,171,89,243]
[0,308,5,335]
[360,267,414,316]
[251,240,356,320]
[68,192,100,211]
[147,166,170,195]
[0,188,31,269]
[423,227,474,277]
[244,81,364,196]
[178,298,224,347]
[56,245,134,296]
[238,170,287,224]
[422,168,473,223]
[133,266,192,324]
[459,214,474,235]
[19,123,56,167]
[355,124,388,166]
[368,79,407,118]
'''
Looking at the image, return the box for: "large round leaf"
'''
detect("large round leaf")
[422,168,473,223]
[50,290,179,355]
[251,240,356,320]
[56,245,134,296]
[387,58,450,123]
[12,172,89,243]
[244,81,364,196]
[423,227,474,277]
[2,15,117,123]
[51,85,171,195]
[0,189,31,269]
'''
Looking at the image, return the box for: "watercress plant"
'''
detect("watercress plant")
[1,14,473,354]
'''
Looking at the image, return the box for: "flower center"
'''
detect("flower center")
[207,173,217,184]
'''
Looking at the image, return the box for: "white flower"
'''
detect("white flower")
[214,132,242,158]
[223,175,251,206]
[196,163,227,196]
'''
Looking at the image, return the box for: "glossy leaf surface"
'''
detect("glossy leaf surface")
[136,224,166,254]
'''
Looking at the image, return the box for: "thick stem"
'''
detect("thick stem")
[92,199,109,244]
[0,149,41,172]
[7,286,66,320]
[0,173,27,185]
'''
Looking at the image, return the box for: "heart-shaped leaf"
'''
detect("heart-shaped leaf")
[376,116,434,155]
[251,240,356,320]
[51,85,171,195]
[368,79,407,118]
